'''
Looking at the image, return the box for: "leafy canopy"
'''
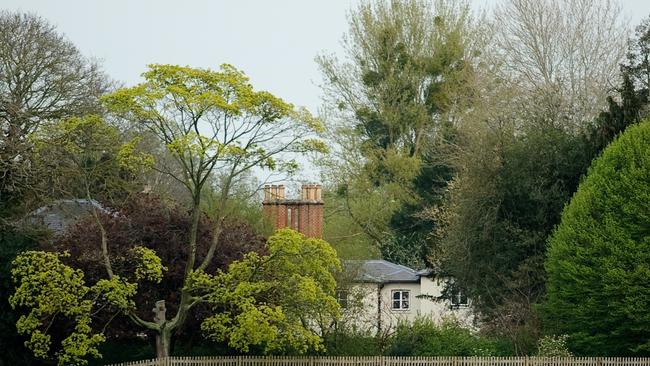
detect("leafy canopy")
[9,250,155,366]
[317,0,484,267]
[190,228,341,354]
[103,64,326,197]
[543,121,650,356]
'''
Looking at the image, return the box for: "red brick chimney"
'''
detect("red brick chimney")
[262,183,323,238]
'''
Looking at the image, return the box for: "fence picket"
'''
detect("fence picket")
[101,356,650,366]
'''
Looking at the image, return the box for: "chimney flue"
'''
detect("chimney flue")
[264,185,271,201]
[315,184,322,202]
[264,183,324,238]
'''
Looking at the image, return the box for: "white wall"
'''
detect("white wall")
[419,276,474,328]
[339,282,380,334]
[342,276,475,334]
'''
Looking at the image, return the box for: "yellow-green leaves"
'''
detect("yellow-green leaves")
[117,137,155,173]
[92,276,137,312]
[291,106,325,133]
[31,115,151,201]
[102,63,328,188]
[10,251,104,365]
[131,246,166,283]
[195,229,341,354]
[10,250,151,364]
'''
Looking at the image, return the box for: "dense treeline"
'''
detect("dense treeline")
[2,0,650,364]
[319,0,650,358]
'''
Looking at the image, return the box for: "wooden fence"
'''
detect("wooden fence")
[105,357,650,366]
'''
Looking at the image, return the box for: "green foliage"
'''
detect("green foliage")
[387,318,504,356]
[31,115,151,203]
[536,335,573,357]
[0,228,39,366]
[130,246,167,283]
[102,64,326,196]
[9,251,106,365]
[8,246,164,364]
[92,276,138,312]
[543,121,650,356]
[321,188,379,260]
[318,0,485,267]
[191,229,341,354]
[438,116,594,353]
[323,332,381,356]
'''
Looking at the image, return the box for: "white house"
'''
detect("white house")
[261,184,474,334]
[337,260,474,334]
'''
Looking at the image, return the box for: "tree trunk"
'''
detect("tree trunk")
[153,300,170,358]
[156,328,171,358]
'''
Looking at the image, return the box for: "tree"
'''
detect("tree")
[11,229,340,364]
[543,121,650,356]
[31,115,150,205]
[190,229,340,354]
[11,63,331,363]
[433,0,632,353]
[437,115,592,353]
[0,11,111,215]
[590,16,650,153]
[494,0,627,129]
[101,63,327,357]
[0,12,111,365]
[317,0,486,267]
[49,193,267,350]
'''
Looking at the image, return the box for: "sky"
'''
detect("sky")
[3,0,650,183]
[4,0,650,115]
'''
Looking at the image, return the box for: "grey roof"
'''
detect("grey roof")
[26,199,109,235]
[344,259,425,284]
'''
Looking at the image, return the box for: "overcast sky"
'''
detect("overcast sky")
[5,0,649,116]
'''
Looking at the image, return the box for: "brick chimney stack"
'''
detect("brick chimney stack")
[262,183,323,238]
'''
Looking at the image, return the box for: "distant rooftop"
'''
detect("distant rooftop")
[26,199,108,235]
[344,259,433,284]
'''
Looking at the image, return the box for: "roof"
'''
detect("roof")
[26,199,109,235]
[344,259,428,284]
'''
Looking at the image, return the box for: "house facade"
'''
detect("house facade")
[262,183,474,334]
[338,260,473,334]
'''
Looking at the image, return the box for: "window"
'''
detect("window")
[287,207,299,230]
[392,290,410,310]
[287,207,292,228]
[336,290,349,309]
[450,288,469,308]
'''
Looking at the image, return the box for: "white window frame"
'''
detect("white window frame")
[336,289,349,309]
[450,289,469,308]
[391,289,410,310]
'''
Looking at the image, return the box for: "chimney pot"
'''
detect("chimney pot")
[315,185,322,201]
[264,185,271,201]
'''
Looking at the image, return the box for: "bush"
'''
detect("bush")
[536,335,572,357]
[543,121,650,355]
[387,317,504,356]
[324,332,381,356]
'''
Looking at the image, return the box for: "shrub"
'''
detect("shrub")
[536,335,573,357]
[324,331,381,356]
[387,317,503,356]
[543,121,650,355]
